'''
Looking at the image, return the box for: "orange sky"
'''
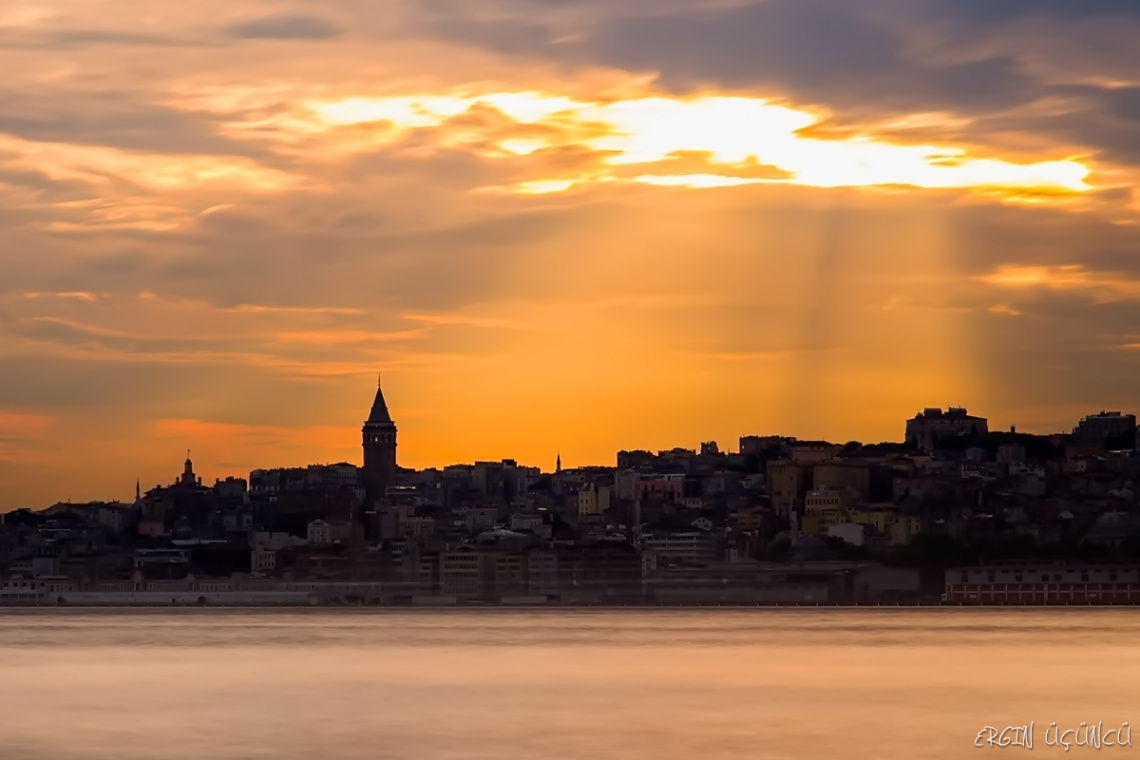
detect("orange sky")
[3,0,1140,508]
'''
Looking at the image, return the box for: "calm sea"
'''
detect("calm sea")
[0,608,1136,759]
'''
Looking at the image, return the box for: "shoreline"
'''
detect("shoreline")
[4,599,1140,609]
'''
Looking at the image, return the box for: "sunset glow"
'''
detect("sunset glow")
[306,93,1092,196]
[1,0,1139,509]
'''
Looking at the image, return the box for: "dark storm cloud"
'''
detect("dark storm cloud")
[226,15,342,40]
[940,0,1140,23]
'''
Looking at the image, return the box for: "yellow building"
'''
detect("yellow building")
[399,514,436,538]
[849,506,924,546]
[802,488,853,535]
[812,462,871,501]
[849,506,895,534]
[767,461,813,518]
[577,483,612,516]
[889,514,924,545]
[735,505,765,533]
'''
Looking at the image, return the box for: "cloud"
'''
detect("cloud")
[226,15,342,40]
[980,264,1140,302]
[0,89,275,158]
[2,0,1140,507]
[297,92,1092,196]
[937,0,1140,24]
[418,1,1043,113]
[406,0,1140,184]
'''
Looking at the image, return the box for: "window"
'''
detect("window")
[1081,574,1089,582]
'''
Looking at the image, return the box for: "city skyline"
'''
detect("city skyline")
[4,1,1140,509]
[6,370,1134,510]
[6,378,1139,609]
[5,4,1140,759]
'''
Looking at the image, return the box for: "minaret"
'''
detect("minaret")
[362,375,398,505]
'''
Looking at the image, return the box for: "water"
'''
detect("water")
[0,608,1136,759]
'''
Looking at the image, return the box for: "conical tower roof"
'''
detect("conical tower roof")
[366,376,395,425]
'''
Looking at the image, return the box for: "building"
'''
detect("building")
[577,482,612,516]
[614,469,640,501]
[439,549,496,597]
[252,548,277,574]
[739,435,786,455]
[766,460,812,517]
[556,542,643,600]
[307,519,353,545]
[790,441,838,463]
[527,550,558,596]
[734,505,765,533]
[398,514,436,539]
[639,530,719,564]
[802,487,853,535]
[996,444,1026,467]
[812,462,871,501]
[905,407,988,450]
[362,377,398,505]
[1072,411,1136,447]
[945,564,1140,604]
[636,475,684,503]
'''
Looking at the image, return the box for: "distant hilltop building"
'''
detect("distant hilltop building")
[905,407,988,451]
[1072,411,1136,448]
[362,376,398,505]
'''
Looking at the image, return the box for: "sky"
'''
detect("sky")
[3,0,1140,508]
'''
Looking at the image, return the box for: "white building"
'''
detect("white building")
[307,519,353,545]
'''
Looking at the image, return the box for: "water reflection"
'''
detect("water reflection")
[0,609,1136,759]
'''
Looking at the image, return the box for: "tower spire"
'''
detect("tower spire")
[362,376,398,508]
[366,379,393,423]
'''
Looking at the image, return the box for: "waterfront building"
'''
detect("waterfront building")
[944,563,1140,604]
